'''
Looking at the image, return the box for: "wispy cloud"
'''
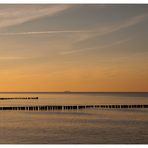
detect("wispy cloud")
[0,30,89,36]
[0,56,36,60]
[60,38,130,55]
[75,12,148,43]
[0,5,73,29]
[1,12,147,46]
[98,38,130,49]
[97,12,148,36]
[60,48,89,55]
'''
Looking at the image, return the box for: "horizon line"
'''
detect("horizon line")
[0,91,148,93]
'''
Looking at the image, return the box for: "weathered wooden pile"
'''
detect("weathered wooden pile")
[0,104,148,111]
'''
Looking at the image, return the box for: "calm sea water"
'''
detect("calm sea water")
[0,92,148,144]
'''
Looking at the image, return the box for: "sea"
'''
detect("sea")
[0,92,148,144]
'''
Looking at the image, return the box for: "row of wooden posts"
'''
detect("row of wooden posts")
[0,97,38,100]
[0,104,148,111]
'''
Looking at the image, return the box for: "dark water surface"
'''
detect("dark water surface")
[0,92,148,144]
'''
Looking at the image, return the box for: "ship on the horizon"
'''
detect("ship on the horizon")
[64,90,71,93]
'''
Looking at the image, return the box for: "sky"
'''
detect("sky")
[0,4,148,92]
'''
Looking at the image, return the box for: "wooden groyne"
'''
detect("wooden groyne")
[0,97,38,100]
[0,104,148,111]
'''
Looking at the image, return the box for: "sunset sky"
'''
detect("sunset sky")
[0,4,148,92]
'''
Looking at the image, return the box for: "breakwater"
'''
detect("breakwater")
[0,97,38,100]
[0,104,148,111]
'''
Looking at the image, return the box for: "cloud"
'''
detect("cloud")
[0,56,36,60]
[60,48,89,55]
[1,11,147,39]
[60,38,130,55]
[97,13,148,36]
[98,38,130,49]
[0,30,88,36]
[75,12,148,43]
[0,5,73,29]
